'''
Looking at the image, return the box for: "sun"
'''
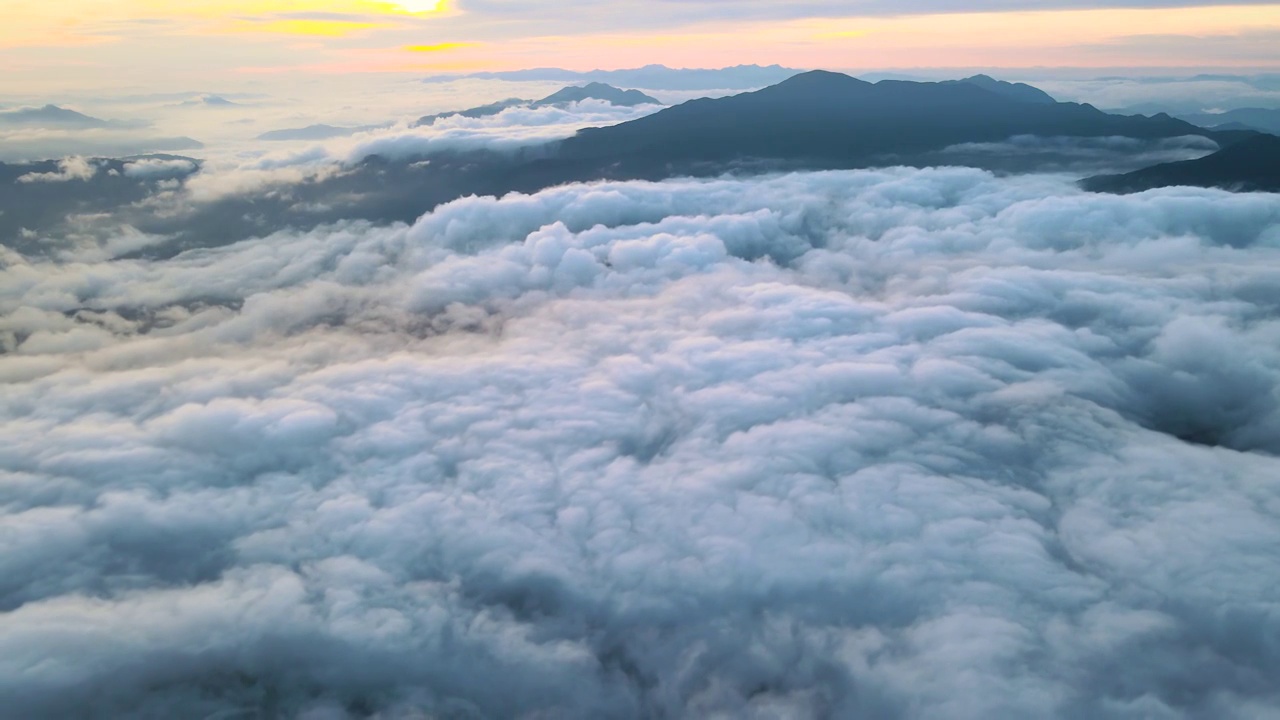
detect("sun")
[392,0,444,12]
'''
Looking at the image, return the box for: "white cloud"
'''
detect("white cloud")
[168,99,663,206]
[15,156,97,184]
[1,168,1278,718]
[122,158,198,179]
[939,134,1219,173]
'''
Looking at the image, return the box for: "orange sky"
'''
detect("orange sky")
[2,1,1279,92]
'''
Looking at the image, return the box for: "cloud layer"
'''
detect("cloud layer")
[2,167,1279,719]
[15,155,97,183]
[169,98,662,204]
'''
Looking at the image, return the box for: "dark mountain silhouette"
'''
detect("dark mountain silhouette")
[553,71,1234,175]
[1082,133,1280,193]
[257,124,386,141]
[422,64,802,91]
[1176,108,1280,135]
[949,75,1056,104]
[414,84,660,127]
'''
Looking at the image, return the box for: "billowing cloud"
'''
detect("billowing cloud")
[15,156,97,183]
[342,98,663,161]
[162,98,662,205]
[2,167,1279,718]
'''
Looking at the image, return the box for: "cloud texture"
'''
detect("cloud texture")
[170,98,662,205]
[2,167,1279,719]
[15,156,97,183]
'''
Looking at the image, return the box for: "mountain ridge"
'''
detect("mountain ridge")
[1082,133,1280,193]
[414,83,661,127]
[421,64,802,90]
[0,105,149,130]
[554,70,1231,172]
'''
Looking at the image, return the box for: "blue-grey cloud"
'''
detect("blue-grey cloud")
[1,167,1278,719]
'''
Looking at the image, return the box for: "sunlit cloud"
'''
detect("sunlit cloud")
[228,18,386,37]
[469,4,1280,71]
[0,0,454,47]
[389,0,446,12]
[404,42,474,52]
[1,1,1278,95]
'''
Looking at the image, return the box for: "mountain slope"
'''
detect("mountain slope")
[948,74,1056,104]
[0,105,111,128]
[1177,108,1280,135]
[556,71,1224,171]
[0,103,148,128]
[536,83,660,107]
[414,84,660,127]
[1082,133,1280,193]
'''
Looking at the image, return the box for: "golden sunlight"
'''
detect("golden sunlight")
[390,0,446,13]
[404,42,473,52]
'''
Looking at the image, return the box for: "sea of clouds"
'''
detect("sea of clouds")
[2,166,1280,719]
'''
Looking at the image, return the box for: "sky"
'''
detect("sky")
[3,1,1280,94]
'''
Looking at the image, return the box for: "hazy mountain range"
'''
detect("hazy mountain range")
[414,83,661,127]
[0,105,148,129]
[421,63,803,90]
[257,124,388,142]
[1175,108,1280,135]
[174,95,240,108]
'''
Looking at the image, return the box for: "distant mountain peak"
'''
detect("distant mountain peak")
[177,95,240,108]
[535,83,662,107]
[0,104,112,128]
[257,123,386,142]
[415,83,661,127]
[786,69,859,81]
[950,75,1056,104]
[770,70,873,92]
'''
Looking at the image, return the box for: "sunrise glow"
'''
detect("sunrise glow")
[1,1,1276,74]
